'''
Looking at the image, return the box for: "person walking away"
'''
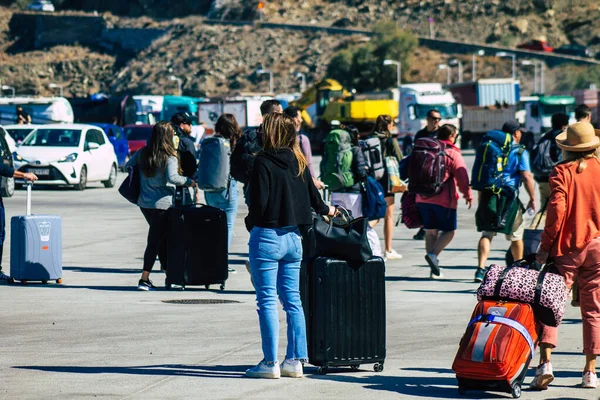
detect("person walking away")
[531,122,600,390]
[127,122,197,291]
[475,120,536,282]
[575,104,592,123]
[284,106,324,189]
[323,125,383,258]
[15,106,31,125]
[370,115,403,260]
[531,113,569,218]
[416,124,472,279]
[200,114,242,274]
[0,169,37,283]
[245,113,335,379]
[171,112,197,179]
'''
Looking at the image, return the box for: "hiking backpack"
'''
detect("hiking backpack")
[230,127,262,185]
[196,135,231,192]
[470,130,512,192]
[531,131,561,180]
[320,129,355,191]
[359,136,385,180]
[361,176,387,220]
[407,137,449,196]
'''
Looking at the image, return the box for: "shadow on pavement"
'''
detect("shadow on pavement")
[403,289,477,295]
[230,253,249,258]
[15,364,249,379]
[63,266,140,274]
[7,284,255,295]
[385,276,475,284]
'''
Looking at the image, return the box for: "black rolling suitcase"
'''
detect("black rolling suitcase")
[306,256,386,375]
[166,204,228,290]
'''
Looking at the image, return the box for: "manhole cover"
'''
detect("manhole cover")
[162,299,241,305]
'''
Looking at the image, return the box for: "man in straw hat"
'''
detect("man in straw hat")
[532,122,600,390]
[475,120,537,283]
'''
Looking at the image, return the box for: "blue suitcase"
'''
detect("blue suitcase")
[10,184,62,284]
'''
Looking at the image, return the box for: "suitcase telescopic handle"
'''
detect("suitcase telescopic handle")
[26,181,32,215]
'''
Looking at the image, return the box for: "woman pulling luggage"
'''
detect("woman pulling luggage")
[532,122,600,390]
[127,121,197,291]
[245,113,335,379]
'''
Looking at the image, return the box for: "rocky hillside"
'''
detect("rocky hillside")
[0,0,598,98]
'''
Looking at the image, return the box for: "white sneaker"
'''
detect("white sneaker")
[582,371,598,388]
[529,362,554,390]
[429,271,444,280]
[384,249,403,260]
[281,359,303,378]
[246,360,280,379]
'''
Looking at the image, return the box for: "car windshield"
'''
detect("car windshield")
[414,104,458,119]
[7,128,35,142]
[125,127,152,141]
[21,129,81,147]
[541,104,576,116]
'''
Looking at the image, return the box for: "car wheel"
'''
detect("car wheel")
[75,166,87,191]
[1,177,14,198]
[103,164,117,188]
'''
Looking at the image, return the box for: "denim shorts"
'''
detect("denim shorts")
[416,203,457,232]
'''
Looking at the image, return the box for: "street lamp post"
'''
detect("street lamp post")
[438,64,451,85]
[496,52,516,80]
[257,69,273,94]
[472,50,484,81]
[295,72,307,93]
[169,75,183,96]
[383,59,402,87]
[540,62,545,94]
[521,60,538,93]
[48,83,64,97]
[449,59,463,83]
[1,85,15,97]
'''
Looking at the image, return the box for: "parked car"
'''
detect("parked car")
[13,124,118,191]
[90,123,130,170]
[124,124,153,156]
[553,44,592,58]
[517,40,553,53]
[0,127,15,197]
[3,124,39,145]
[27,0,54,11]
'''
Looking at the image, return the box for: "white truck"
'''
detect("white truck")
[199,96,272,136]
[397,83,460,150]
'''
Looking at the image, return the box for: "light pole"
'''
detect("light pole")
[257,68,273,94]
[540,62,545,94]
[48,83,64,97]
[438,64,451,85]
[496,52,516,80]
[449,59,463,83]
[521,60,538,93]
[295,72,307,93]
[169,75,183,96]
[383,59,402,87]
[1,85,15,97]
[472,50,484,81]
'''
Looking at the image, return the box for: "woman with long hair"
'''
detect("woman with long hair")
[371,114,404,260]
[531,122,600,390]
[203,114,243,272]
[127,121,196,291]
[245,113,335,379]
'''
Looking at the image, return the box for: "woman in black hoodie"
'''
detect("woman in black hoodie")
[245,113,335,379]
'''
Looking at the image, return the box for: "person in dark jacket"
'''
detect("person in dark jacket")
[328,124,383,258]
[245,113,335,379]
[0,167,38,282]
[171,112,197,179]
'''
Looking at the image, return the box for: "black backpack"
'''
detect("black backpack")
[531,130,561,180]
[230,127,262,185]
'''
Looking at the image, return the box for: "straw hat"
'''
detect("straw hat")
[556,122,600,152]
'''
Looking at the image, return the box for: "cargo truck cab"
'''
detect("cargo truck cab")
[519,95,576,141]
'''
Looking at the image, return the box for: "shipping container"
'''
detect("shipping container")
[461,105,516,148]
[448,79,520,107]
[573,88,599,124]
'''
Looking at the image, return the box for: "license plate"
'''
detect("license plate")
[29,168,49,176]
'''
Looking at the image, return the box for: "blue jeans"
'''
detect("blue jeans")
[204,180,238,251]
[249,226,307,364]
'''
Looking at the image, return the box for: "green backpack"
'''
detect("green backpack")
[320,129,355,191]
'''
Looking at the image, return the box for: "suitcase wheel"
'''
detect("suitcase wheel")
[21,280,28,284]
[511,383,521,399]
[41,280,48,284]
[373,363,384,373]
[56,278,63,284]
[457,386,467,396]
[350,365,360,371]
[205,284,210,290]
[317,366,328,375]
[219,283,225,291]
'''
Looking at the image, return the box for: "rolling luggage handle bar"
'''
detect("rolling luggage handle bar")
[26,181,33,215]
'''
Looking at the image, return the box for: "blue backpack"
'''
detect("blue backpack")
[361,176,387,221]
[471,130,512,192]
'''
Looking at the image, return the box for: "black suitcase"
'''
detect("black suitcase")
[166,204,228,290]
[305,256,386,375]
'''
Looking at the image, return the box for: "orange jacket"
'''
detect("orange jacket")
[540,158,600,257]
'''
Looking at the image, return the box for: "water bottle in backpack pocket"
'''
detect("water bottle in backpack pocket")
[197,136,231,192]
[320,129,355,191]
[471,130,512,191]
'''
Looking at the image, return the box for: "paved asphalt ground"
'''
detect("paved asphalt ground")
[0,154,595,400]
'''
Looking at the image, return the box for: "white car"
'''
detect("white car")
[13,124,118,190]
[28,0,55,12]
[3,124,40,147]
